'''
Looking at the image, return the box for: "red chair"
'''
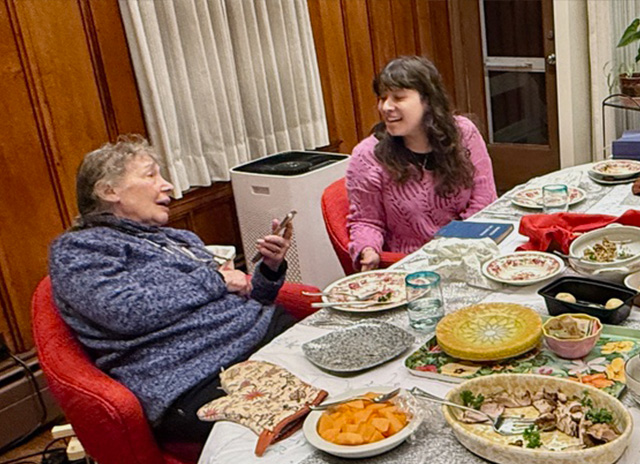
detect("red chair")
[32,277,321,464]
[321,178,405,275]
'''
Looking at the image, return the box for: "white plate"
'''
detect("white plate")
[303,386,422,458]
[482,251,564,286]
[322,270,408,313]
[302,322,414,372]
[589,159,640,179]
[511,186,586,209]
[588,171,638,185]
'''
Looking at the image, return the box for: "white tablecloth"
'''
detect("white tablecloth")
[199,164,640,464]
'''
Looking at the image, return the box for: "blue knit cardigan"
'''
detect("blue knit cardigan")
[48,214,284,424]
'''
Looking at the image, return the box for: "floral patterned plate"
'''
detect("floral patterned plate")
[510,186,586,209]
[405,320,640,398]
[322,270,408,313]
[589,159,640,178]
[482,251,564,286]
[587,171,638,185]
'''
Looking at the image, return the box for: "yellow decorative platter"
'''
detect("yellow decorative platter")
[435,303,542,361]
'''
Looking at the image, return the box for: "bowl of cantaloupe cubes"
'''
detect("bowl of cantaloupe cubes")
[303,387,422,458]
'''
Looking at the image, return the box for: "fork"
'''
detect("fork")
[409,387,536,436]
[302,290,380,301]
[310,388,401,411]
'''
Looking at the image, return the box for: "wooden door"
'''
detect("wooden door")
[451,0,559,193]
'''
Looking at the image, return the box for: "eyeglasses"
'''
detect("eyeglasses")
[142,237,229,266]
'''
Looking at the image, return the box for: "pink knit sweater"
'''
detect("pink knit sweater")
[346,116,497,263]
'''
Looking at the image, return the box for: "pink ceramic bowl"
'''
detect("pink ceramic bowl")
[542,314,602,359]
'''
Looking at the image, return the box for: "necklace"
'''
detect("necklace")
[412,151,433,170]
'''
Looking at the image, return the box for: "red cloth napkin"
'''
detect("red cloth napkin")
[516,210,640,253]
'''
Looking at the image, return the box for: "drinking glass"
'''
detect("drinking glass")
[542,184,569,213]
[405,271,444,332]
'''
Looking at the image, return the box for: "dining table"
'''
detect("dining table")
[199,163,640,464]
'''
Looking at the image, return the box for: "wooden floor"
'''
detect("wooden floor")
[0,424,64,463]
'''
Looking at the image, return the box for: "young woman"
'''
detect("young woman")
[347,55,497,270]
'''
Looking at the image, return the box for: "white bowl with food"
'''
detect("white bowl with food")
[568,225,640,282]
[442,374,632,464]
[303,386,421,458]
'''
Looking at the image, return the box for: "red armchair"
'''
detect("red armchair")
[32,277,320,464]
[321,178,405,275]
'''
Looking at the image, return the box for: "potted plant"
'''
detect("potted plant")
[617,18,640,96]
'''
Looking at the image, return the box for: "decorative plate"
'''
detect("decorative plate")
[589,159,640,178]
[322,270,408,313]
[511,187,586,209]
[443,374,632,464]
[587,171,638,185]
[435,303,542,361]
[303,386,422,458]
[302,322,414,373]
[482,251,564,286]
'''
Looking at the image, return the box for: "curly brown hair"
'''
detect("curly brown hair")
[372,56,475,197]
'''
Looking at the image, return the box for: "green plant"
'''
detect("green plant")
[617,18,640,76]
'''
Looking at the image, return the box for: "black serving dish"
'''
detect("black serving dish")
[538,276,636,324]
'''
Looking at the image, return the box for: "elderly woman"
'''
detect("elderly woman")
[49,135,294,445]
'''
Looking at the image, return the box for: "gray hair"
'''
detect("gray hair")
[76,134,160,216]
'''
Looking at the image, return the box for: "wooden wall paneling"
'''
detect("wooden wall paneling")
[414,0,456,105]
[448,0,486,130]
[84,0,147,138]
[342,0,378,141]
[307,0,358,153]
[367,0,396,72]
[10,0,111,222]
[390,0,417,57]
[167,183,244,258]
[0,3,69,350]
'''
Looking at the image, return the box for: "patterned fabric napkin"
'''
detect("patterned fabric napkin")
[197,360,328,456]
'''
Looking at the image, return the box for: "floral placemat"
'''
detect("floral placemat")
[405,330,640,397]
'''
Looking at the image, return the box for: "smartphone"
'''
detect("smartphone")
[251,210,297,263]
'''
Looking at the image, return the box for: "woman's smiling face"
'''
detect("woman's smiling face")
[377,88,427,140]
[109,153,174,226]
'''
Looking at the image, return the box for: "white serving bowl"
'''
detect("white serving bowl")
[569,225,640,282]
[303,386,421,458]
[623,270,640,306]
[625,355,640,407]
[443,374,632,464]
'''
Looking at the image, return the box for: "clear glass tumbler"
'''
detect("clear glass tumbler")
[405,271,444,332]
[542,184,569,214]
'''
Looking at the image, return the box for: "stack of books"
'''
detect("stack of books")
[612,130,640,160]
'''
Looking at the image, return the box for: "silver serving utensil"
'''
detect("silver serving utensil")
[409,387,536,436]
[302,290,380,301]
[310,388,401,411]
[310,300,395,309]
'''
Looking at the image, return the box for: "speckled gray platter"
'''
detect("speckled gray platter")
[302,322,414,373]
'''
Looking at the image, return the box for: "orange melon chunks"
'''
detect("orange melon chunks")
[316,392,410,446]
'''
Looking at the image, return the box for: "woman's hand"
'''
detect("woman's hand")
[360,247,380,271]
[219,269,252,296]
[256,219,292,272]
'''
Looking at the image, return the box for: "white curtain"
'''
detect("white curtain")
[587,0,640,160]
[119,0,329,197]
